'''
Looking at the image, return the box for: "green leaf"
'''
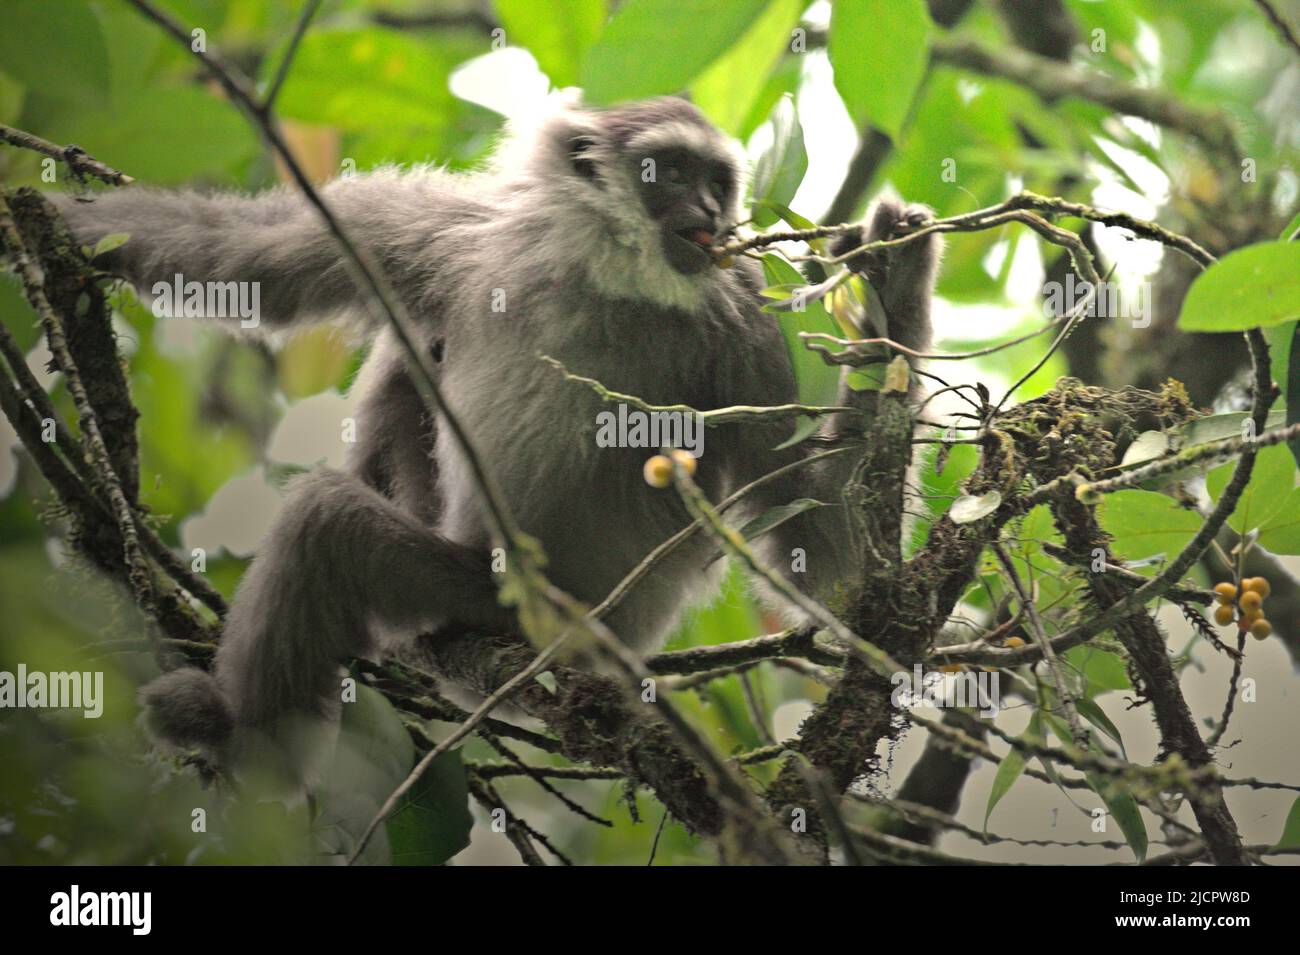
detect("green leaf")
[0,0,110,106]
[1271,321,1299,468]
[1088,772,1148,863]
[761,254,840,448]
[1206,444,1296,535]
[1281,210,1300,243]
[1076,696,1125,757]
[272,29,475,133]
[1258,488,1300,555]
[386,748,473,866]
[691,0,807,135]
[949,491,1001,524]
[750,95,808,228]
[1097,490,1203,565]
[984,712,1039,833]
[728,498,828,552]
[1178,242,1300,332]
[1067,646,1132,695]
[494,0,606,88]
[1274,796,1300,849]
[92,233,130,259]
[315,682,417,865]
[40,86,258,185]
[581,0,769,104]
[1178,408,1287,449]
[829,0,931,138]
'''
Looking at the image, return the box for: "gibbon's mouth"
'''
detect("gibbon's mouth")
[675,227,716,250]
[664,225,717,274]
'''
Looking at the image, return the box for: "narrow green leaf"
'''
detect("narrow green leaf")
[1274,796,1300,849]
[984,712,1039,833]
[92,233,130,259]
[1088,772,1149,863]
[736,498,828,543]
[1076,696,1126,758]
[761,254,840,448]
[751,95,808,228]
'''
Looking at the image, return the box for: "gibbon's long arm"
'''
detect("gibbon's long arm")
[53,167,469,330]
[748,197,941,608]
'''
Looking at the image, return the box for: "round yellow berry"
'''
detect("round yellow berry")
[1213,604,1235,627]
[670,449,697,477]
[1249,618,1272,640]
[1003,636,1026,649]
[643,455,673,488]
[1239,590,1263,613]
[1213,582,1237,604]
[938,662,964,673]
[1243,577,1271,599]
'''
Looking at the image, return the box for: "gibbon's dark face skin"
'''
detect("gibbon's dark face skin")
[636,148,734,275]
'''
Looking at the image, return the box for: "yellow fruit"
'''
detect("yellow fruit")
[643,455,673,488]
[1243,577,1271,599]
[1239,590,1263,613]
[1213,582,1237,603]
[1250,618,1272,640]
[1241,608,1264,625]
[670,449,697,476]
[1003,636,1027,649]
[938,663,964,673]
[1213,604,1235,627]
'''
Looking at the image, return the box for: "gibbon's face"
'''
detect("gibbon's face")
[635,146,735,275]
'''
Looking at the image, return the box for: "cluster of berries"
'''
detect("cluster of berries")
[1212,577,1272,639]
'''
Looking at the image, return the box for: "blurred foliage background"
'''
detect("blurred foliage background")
[0,0,1298,865]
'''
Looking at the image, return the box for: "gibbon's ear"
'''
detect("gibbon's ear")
[566,134,599,182]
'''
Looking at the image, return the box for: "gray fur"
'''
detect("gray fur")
[59,97,940,787]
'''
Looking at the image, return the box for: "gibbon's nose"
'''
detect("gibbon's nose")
[695,185,722,223]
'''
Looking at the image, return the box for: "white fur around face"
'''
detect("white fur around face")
[490,99,750,313]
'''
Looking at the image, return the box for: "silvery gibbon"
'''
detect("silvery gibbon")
[56,96,941,787]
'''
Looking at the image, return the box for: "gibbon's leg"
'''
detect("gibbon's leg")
[143,467,511,786]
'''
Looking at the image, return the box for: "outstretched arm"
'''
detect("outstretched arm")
[749,196,942,610]
[52,166,471,331]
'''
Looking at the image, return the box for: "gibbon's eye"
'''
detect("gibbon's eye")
[567,136,598,181]
[708,178,727,203]
[664,163,685,184]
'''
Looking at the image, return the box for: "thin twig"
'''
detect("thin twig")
[0,124,134,186]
